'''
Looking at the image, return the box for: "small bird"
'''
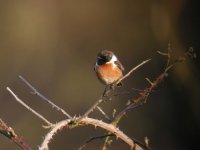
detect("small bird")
[94,50,124,87]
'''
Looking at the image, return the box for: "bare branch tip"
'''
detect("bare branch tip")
[145,58,151,62]
[6,87,12,93]
[157,51,169,56]
[18,75,25,81]
[145,78,153,86]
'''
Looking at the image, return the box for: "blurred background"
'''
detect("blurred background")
[0,0,199,150]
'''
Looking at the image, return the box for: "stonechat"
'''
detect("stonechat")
[94,50,124,87]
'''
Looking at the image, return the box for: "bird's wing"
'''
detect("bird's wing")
[114,60,125,71]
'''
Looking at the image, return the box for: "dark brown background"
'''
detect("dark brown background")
[0,0,199,150]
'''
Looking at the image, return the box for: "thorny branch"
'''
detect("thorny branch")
[102,47,196,149]
[39,117,140,150]
[0,118,31,150]
[4,47,194,150]
[18,75,72,119]
[6,82,142,150]
[82,59,151,118]
[6,87,52,127]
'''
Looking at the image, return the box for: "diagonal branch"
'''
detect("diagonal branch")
[19,75,72,119]
[102,47,194,149]
[0,118,32,150]
[115,59,151,85]
[6,86,140,150]
[111,47,194,129]
[82,98,103,118]
[113,71,165,125]
[97,106,112,121]
[79,134,114,150]
[6,87,52,126]
[82,59,151,118]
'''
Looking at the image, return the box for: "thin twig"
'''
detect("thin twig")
[0,119,32,150]
[79,134,114,150]
[6,87,52,126]
[102,51,178,149]
[112,48,192,126]
[82,59,151,118]
[113,72,165,124]
[19,75,72,119]
[82,98,103,118]
[102,135,112,150]
[97,106,112,121]
[115,59,151,85]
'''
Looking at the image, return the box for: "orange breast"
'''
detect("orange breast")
[96,63,123,85]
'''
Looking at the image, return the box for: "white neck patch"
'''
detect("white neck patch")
[107,55,117,64]
[95,54,117,68]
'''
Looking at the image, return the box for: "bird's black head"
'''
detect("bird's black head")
[97,50,114,65]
